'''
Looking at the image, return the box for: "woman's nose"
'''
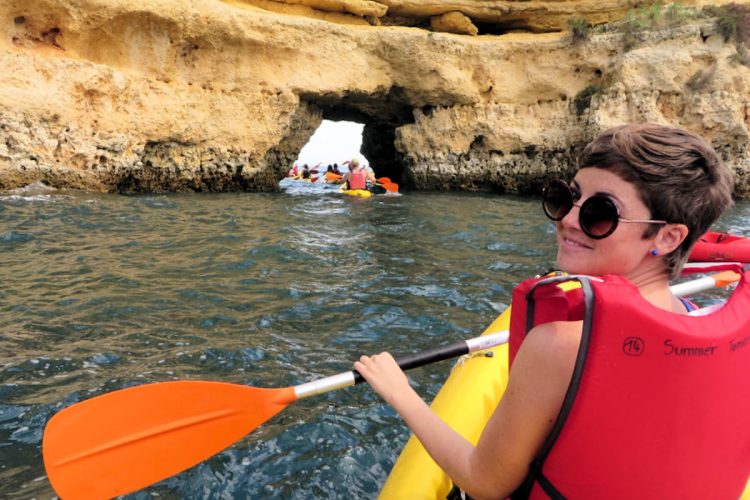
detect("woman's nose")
[559,202,582,231]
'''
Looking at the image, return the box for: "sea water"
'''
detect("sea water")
[1,186,748,498]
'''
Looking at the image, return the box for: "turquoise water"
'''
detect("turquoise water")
[1,186,748,498]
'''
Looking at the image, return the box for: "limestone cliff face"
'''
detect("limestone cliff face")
[1,0,749,196]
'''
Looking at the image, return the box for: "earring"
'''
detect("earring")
[650,249,659,257]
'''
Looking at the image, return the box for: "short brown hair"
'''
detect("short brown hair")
[578,123,734,278]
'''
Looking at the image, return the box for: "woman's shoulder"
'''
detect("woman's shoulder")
[514,320,582,377]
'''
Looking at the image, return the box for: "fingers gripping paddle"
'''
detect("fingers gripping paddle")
[43,333,508,499]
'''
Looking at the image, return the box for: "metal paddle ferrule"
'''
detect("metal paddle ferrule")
[293,331,510,400]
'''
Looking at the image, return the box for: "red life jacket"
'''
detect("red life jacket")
[348,169,367,190]
[508,266,750,499]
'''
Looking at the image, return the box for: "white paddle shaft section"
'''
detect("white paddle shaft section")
[670,270,739,297]
[294,331,512,400]
[669,276,721,297]
[464,331,510,351]
[294,272,733,400]
[294,371,357,400]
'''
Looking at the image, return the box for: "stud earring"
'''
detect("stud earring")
[650,249,659,257]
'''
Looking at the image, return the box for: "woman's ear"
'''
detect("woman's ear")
[655,223,689,255]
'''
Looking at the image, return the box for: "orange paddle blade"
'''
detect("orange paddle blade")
[376,177,391,184]
[711,270,741,288]
[381,182,399,193]
[43,381,295,499]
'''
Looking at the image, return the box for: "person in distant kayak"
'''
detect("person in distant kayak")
[332,163,342,175]
[301,164,311,179]
[340,158,376,190]
[356,124,745,498]
[288,164,299,177]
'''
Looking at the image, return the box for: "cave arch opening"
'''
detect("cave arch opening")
[293,92,412,187]
[292,119,369,177]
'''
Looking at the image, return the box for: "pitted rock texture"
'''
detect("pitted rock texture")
[1,0,749,196]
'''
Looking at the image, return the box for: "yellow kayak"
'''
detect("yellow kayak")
[343,189,372,198]
[380,308,511,498]
[379,307,750,499]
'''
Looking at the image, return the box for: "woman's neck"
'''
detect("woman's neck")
[625,266,685,313]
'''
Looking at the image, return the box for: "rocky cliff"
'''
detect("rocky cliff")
[1,0,749,196]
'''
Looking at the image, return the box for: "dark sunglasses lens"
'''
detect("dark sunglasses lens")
[580,196,619,239]
[542,181,572,221]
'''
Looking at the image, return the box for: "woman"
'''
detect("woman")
[355,124,742,498]
[340,158,376,191]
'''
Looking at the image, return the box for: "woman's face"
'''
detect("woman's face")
[555,167,657,278]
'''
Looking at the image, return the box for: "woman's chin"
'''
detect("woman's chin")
[556,255,602,276]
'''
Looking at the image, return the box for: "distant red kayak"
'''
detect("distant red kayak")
[690,232,750,263]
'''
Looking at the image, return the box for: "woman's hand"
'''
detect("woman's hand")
[354,352,412,408]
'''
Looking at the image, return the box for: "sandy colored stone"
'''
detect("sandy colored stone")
[431,11,478,36]
[0,0,749,197]
[227,0,386,19]
[224,0,371,25]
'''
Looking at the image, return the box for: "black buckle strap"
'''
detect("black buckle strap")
[516,276,596,499]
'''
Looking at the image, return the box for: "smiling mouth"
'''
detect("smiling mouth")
[561,234,593,249]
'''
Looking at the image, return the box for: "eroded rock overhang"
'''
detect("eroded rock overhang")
[0,0,749,197]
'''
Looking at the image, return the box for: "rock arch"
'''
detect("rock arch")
[299,87,414,184]
[1,1,749,197]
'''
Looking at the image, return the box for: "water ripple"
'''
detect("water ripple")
[0,191,747,498]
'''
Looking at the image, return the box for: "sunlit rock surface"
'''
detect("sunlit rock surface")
[0,0,748,196]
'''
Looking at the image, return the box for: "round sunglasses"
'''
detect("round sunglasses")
[542,179,667,239]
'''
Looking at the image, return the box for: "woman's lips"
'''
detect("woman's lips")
[560,234,593,250]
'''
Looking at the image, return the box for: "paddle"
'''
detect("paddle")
[669,269,741,296]
[325,172,343,183]
[371,177,398,193]
[378,181,399,193]
[42,269,740,498]
[43,333,507,499]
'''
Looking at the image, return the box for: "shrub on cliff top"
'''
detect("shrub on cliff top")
[664,3,695,25]
[706,3,750,45]
[569,17,591,42]
[624,2,700,30]
[705,3,750,67]
[618,2,702,50]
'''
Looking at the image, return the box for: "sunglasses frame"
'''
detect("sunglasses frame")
[542,179,668,239]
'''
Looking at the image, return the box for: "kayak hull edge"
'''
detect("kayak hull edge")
[379,308,511,499]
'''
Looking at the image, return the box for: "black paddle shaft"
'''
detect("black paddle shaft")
[352,340,470,384]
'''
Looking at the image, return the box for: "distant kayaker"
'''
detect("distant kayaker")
[356,124,744,498]
[340,158,375,190]
[301,164,311,180]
